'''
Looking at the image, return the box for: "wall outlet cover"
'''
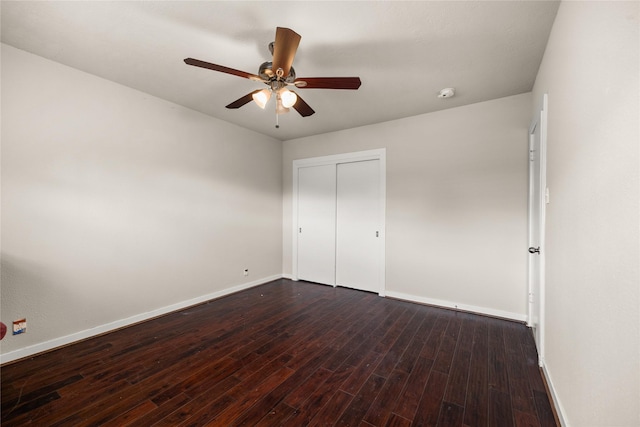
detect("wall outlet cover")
[13,319,26,335]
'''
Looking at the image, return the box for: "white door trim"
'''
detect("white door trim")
[292,149,386,296]
[528,94,548,367]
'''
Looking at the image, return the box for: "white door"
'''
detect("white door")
[297,165,337,285]
[336,160,381,293]
[528,94,547,367]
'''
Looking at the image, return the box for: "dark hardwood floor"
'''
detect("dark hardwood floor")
[1,279,556,426]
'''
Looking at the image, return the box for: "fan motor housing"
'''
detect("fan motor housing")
[259,61,296,83]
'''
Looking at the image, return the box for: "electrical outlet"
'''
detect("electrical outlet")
[243,269,249,276]
[13,318,26,335]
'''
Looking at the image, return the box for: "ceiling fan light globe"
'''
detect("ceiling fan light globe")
[252,89,271,109]
[280,89,297,108]
[276,97,290,115]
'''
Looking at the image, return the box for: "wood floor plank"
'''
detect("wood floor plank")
[155,393,235,426]
[201,366,294,426]
[463,319,489,427]
[308,389,354,426]
[51,385,154,427]
[420,313,451,360]
[0,279,557,427]
[99,399,157,427]
[488,388,514,427]
[517,328,548,402]
[392,356,434,420]
[1,373,81,416]
[322,298,390,372]
[285,363,357,425]
[127,392,192,427]
[394,315,434,374]
[22,379,133,425]
[230,345,337,425]
[374,312,424,378]
[412,370,449,427]
[437,401,465,427]
[254,400,297,426]
[504,324,537,416]
[433,315,462,374]
[363,368,409,426]
[488,319,510,393]
[0,391,60,424]
[340,350,384,395]
[515,409,542,427]
[152,357,242,404]
[444,348,471,407]
[373,307,414,355]
[282,366,333,408]
[385,413,413,427]
[443,315,476,410]
[533,390,558,427]
[336,374,386,426]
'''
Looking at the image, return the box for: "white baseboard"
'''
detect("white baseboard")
[0,275,282,365]
[540,360,568,427]
[384,290,527,322]
[282,273,296,280]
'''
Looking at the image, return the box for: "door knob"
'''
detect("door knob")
[528,247,540,254]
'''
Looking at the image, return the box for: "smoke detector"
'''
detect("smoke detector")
[437,88,455,99]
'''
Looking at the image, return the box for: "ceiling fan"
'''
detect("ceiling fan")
[184,27,361,127]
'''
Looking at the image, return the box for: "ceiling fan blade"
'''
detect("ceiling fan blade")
[271,27,301,79]
[184,58,263,82]
[294,77,362,90]
[291,92,315,117]
[226,90,261,109]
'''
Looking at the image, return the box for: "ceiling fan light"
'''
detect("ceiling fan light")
[279,88,297,108]
[252,89,271,109]
[276,97,290,115]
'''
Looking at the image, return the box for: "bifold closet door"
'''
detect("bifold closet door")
[296,164,336,286]
[336,160,380,293]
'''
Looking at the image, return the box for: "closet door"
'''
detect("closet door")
[296,164,336,285]
[336,160,380,293]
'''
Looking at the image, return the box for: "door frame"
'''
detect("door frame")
[528,94,548,367]
[292,149,386,295]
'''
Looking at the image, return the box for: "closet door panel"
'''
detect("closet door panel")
[297,164,337,285]
[336,160,380,293]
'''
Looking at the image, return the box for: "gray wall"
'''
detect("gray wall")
[1,44,284,360]
[532,2,639,425]
[283,93,532,320]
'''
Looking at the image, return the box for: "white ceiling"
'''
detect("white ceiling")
[1,1,559,141]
